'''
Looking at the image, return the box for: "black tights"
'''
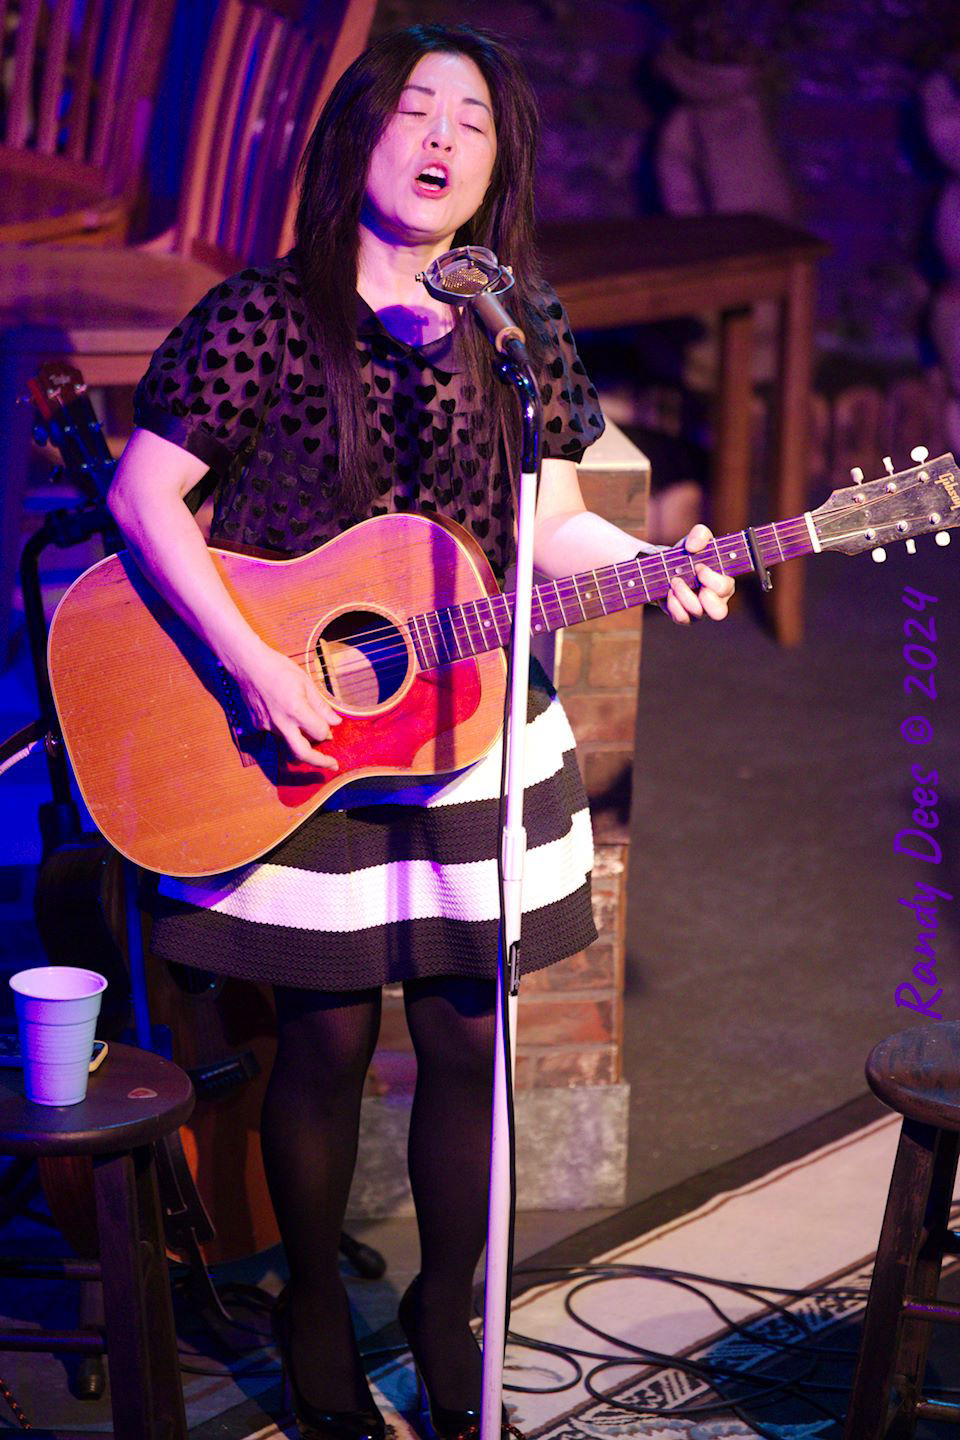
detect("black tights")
[261,977,496,1410]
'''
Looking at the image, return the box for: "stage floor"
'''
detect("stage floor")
[3,1090,954,1438]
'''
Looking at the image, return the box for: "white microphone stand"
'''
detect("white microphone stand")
[415,248,543,1440]
[479,350,542,1440]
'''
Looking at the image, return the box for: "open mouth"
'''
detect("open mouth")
[414,166,450,195]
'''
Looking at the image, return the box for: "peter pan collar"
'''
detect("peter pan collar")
[355,293,463,372]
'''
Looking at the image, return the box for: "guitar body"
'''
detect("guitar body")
[48,512,507,876]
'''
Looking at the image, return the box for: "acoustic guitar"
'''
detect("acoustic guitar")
[47,451,960,877]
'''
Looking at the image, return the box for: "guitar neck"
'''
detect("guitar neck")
[406,515,815,668]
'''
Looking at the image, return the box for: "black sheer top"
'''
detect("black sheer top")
[134,256,605,582]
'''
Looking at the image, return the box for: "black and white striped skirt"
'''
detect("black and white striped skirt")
[148,674,596,990]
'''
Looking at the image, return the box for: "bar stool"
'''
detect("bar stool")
[844,1022,960,1439]
[0,1042,194,1439]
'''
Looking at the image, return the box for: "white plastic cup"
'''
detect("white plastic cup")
[9,967,107,1106]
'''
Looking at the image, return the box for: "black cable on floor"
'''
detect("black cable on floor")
[495,1258,885,1433]
[164,1253,960,1437]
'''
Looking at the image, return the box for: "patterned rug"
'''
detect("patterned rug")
[355,1114,955,1440]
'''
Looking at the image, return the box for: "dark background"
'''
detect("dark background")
[145,0,960,379]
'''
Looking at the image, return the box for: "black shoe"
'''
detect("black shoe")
[398,1277,516,1440]
[272,1287,386,1440]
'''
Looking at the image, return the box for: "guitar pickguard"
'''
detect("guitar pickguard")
[277,658,483,805]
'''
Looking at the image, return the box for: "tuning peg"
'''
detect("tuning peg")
[882,456,895,475]
[905,539,917,554]
[850,466,864,483]
[935,531,951,546]
[910,446,929,463]
[871,546,887,563]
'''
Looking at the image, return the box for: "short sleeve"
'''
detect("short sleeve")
[133,266,287,470]
[532,285,605,462]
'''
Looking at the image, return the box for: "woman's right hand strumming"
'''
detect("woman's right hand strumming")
[227,643,341,771]
[107,427,341,771]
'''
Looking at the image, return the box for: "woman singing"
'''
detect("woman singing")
[107,24,734,1440]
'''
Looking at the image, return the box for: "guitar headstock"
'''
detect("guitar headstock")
[27,360,115,503]
[28,360,89,424]
[811,451,959,560]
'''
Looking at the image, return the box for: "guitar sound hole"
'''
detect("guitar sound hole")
[315,609,410,710]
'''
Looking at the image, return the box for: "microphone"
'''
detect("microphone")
[416,246,526,355]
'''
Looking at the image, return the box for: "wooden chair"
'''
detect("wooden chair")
[0,0,176,245]
[0,0,377,664]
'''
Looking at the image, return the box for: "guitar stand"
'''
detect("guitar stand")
[15,469,388,1377]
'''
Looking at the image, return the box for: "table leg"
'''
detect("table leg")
[94,1147,188,1440]
[771,259,816,647]
[712,305,754,539]
[135,1143,190,1440]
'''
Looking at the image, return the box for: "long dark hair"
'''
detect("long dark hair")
[294,24,548,511]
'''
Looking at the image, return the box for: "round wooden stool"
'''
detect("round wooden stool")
[0,1042,194,1439]
[844,1022,960,1439]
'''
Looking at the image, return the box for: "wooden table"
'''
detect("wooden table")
[539,213,829,646]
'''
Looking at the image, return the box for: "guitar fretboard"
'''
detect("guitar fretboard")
[404,516,816,670]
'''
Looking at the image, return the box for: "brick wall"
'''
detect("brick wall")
[771,365,949,501]
[516,841,626,1089]
[558,423,650,838]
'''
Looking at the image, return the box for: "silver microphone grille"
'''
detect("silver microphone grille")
[441,263,491,295]
[419,246,514,308]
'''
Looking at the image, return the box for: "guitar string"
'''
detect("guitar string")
[280,563,673,673]
[253,485,934,678]
[270,517,819,677]
[278,570,735,678]
[275,545,804,679]
[318,483,937,673]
